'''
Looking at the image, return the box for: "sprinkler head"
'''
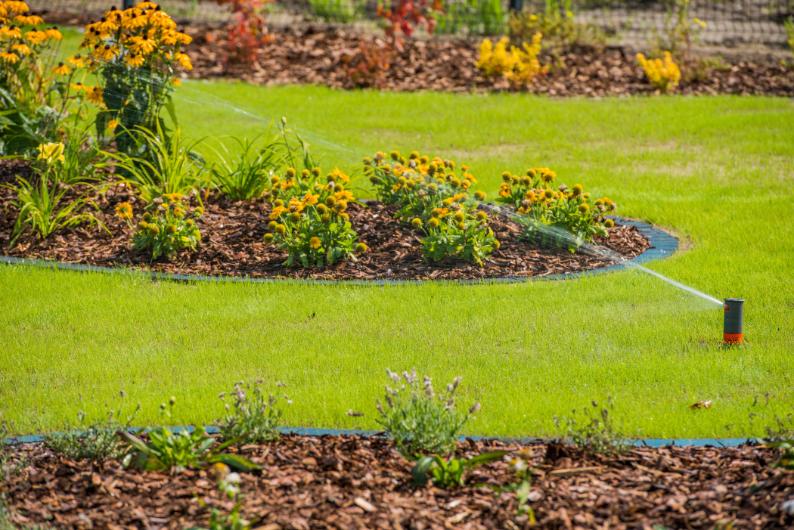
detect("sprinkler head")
[723,298,744,345]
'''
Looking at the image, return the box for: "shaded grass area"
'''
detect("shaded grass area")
[1,80,792,437]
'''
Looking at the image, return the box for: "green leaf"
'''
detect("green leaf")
[207,453,262,472]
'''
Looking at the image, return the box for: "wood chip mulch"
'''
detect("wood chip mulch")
[188,24,794,97]
[2,435,793,529]
[0,168,650,281]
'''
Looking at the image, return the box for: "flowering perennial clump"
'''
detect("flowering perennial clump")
[636,51,681,93]
[263,167,365,268]
[0,1,78,153]
[477,34,548,87]
[497,167,615,250]
[365,150,498,266]
[133,193,202,261]
[81,2,192,152]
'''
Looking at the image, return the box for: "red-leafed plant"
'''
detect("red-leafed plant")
[216,0,272,67]
[376,0,442,48]
[342,40,393,88]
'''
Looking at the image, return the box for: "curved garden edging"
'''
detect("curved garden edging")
[0,217,678,286]
[4,425,751,448]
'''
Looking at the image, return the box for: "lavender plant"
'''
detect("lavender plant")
[376,369,479,457]
[217,381,288,445]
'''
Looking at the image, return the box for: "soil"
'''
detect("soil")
[2,435,793,529]
[0,162,650,282]
[187,24,794,97]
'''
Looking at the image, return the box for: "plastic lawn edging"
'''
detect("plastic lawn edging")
[4,425,754,448]
[0,217,678,286]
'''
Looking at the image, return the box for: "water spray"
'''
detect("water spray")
[723,298,744,345]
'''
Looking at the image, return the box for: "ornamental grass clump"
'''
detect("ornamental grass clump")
[376,369,479,458]
[636,51,681,93]
[81,2,193,153]
[477,33,548,87]
[263,167,365,268]
[8,142,103,245]
[497,167,615,251]
[218,381,287,445]
[133,192,202,261]
[364,150,498,265]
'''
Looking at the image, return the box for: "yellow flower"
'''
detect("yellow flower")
[87,85,103,104]
[0,26,23,39]
[14,14,43,25]
[0,51,19,64]
[67,54,86,68]
[11,43,30,55]
[174,52,192,71]
[309,236,322,250]
[36,142,65,164]
[127,35,156,55]
[23,29,47,44]
[45,27,62,40]
[114,201,134,220]
[107,118,119,131]
[53,62,70,75]
[125,53,145,67]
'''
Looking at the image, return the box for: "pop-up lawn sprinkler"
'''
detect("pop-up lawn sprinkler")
[723,298,744,345]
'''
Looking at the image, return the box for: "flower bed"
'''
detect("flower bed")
[3,435,792,528]
[0,161,650,281]
[186,24,794,97]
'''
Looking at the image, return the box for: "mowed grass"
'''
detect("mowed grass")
[1,78,792,437]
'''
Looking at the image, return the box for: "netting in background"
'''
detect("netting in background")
[30,0,794,50]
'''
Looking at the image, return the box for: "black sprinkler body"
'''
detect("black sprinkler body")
[723,298,744,345]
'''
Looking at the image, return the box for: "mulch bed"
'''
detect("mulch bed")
[187,24,794,97]
[0,161,650,282]
[2,435,793,528]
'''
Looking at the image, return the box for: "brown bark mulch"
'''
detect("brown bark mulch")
[188,24,794,97]
[2,435,793,529]
[0,171,650,281]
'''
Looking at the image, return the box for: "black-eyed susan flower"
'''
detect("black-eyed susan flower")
[53,61,70,75]
[114,201,134,220]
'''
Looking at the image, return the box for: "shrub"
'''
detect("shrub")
[0,1,84,154]
[496,167,615,251]
[263,167,365,268]
[308,0,359,23]
[433,0,505,36]
[554,399,628,455]
[636,51,681,93]
[477,34,548,87]
[508,0,604,54]
[376,0,441,47]
[218,381,286,445]
[105,126,206,202]
[133,193,202,261]
[417,201,498,266]
[216,0,271,68]
[119,397,259,473]
[342,41,393,89]
[365,150,498,265]
[7,142,103,245]
[376,369,479,457]
[44,396,140,461]
[81,2,193,154]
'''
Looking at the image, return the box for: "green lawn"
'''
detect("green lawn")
[1,68,793,437]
